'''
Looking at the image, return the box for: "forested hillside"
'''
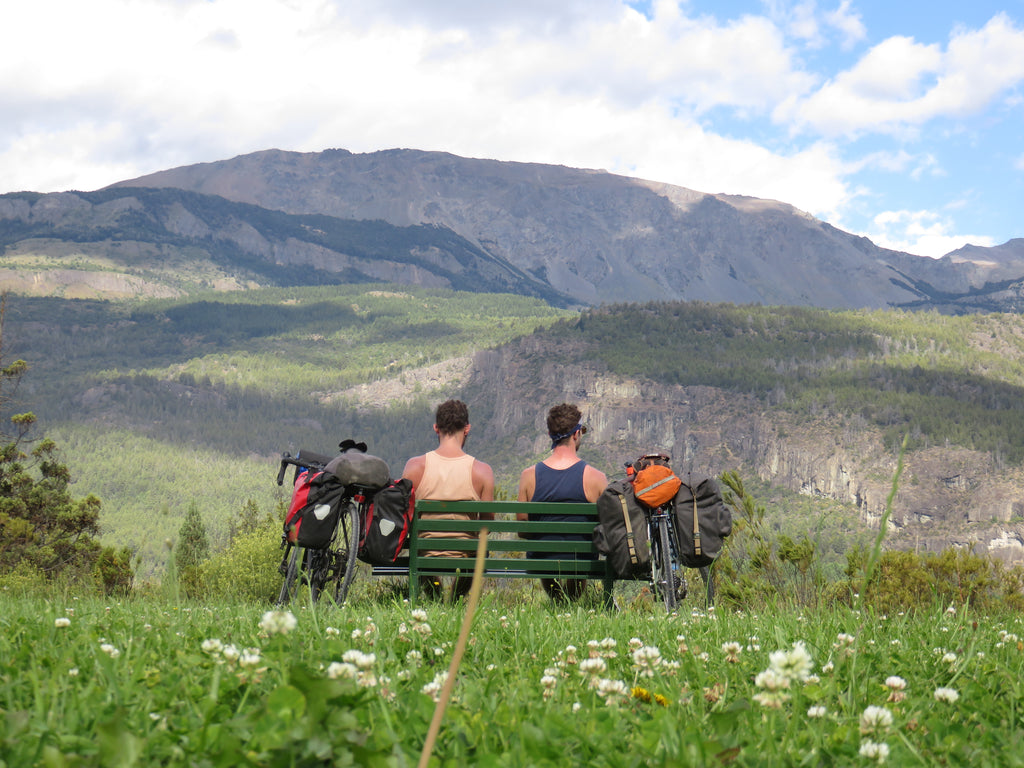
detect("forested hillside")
[8,286,1024,576]
[560,303,1024,463]
[5,287,573,574]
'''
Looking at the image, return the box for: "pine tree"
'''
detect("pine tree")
[0,291,130,591]
[175,501,209,597]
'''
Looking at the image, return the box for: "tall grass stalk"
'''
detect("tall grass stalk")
[856,433,908,614]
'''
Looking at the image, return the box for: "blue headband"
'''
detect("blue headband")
[550,422,586,447]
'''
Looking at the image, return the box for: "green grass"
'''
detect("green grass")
[3,589,1022,766]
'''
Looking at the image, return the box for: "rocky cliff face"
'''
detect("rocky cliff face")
[466,342,1024,565]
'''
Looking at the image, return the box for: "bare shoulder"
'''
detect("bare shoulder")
[472,457,494,478]
[401,454,426,485]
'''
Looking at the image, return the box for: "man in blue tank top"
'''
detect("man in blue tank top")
[516,403,607,603]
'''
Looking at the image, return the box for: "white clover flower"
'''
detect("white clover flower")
[752,690,789,709]
[934,687,960,703]
[768,641,814,684]
[221,644,240,664]
[631,645,662,677]
[239,648,261,668]
[54,617,71,628]
[540,675,558,689]
[628,638,643,650]
[859,740,890,763]
[99,643,120,658]
[412,622,432,637]
[596,678,629,700]
[259,610,297,636]
[421,672,448,702]
[410,608,429,623]
[754,668,790,692]
[201,638,224,655]
[807,705,827,718]
[600,637,617,651]
[325,626,340,637]
[342,649,376,669]
[722,641,742,662]
[942,652,957,665]
[859,706,893,736]
[572,702,582,713]
[327,662,358,680]
[885,676,907,691]
[68,667,79,677]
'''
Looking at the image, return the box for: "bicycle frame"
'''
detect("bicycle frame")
[645,500,687,612]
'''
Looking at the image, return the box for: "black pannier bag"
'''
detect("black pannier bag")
[673,477,732,568]
[283,470,348,550]
[593,478,650,578]
[359,478,415,565]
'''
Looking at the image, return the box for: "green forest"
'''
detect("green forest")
[6,284,1024,578]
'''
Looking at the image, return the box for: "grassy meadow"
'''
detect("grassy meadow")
[3,581,1023,767]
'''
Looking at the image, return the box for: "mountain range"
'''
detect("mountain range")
[3,147,1024,312]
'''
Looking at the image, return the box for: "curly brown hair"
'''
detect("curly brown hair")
[434,399,470,436]
[546,403,582,442]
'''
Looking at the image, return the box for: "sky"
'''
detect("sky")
[2,0,1023,258]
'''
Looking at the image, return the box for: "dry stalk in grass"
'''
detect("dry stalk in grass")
[418,529,489,768]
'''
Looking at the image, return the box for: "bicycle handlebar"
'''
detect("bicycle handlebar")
[275,439,370,486]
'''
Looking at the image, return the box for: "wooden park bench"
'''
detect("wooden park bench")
[369,499,712,605]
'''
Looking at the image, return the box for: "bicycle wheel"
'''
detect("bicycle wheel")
[654,517,679,612]
[307,548,332,602]
[329,500,361,604]
[276,544,302,606]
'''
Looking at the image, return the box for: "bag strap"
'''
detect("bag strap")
[636,474,678,498]
[691,495,702,558]
[618,493,639,566]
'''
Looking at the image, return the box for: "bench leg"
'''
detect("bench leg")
[409,557,419,605]
[602,574,616,611]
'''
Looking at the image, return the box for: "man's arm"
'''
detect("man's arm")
[473,459,496,518]
[515,466,535,529]
[582,465,608,503]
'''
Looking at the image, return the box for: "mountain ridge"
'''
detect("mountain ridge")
[3,146,1023,312]
[107,147,1024,312]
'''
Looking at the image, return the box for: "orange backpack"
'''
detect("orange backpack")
[630,453,682,508]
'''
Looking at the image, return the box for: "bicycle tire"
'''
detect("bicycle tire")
[307,548,332,602]
[655,517,678,612]
[276,545,302,605]
[330,501,361,604]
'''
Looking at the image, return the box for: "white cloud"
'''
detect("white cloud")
[824,0,866,50]
[783,13,1024,136]
[866,209,995,257]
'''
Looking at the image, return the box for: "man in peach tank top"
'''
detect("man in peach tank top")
[401,399,495,601]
